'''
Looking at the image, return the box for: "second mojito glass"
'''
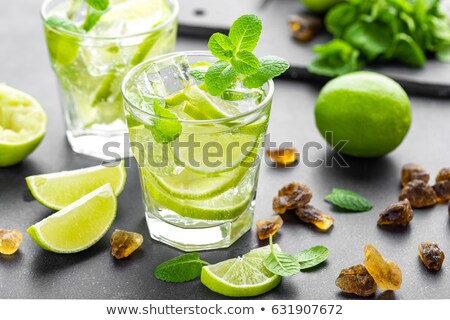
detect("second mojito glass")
[41,0,179,159]
[122,52,274,251]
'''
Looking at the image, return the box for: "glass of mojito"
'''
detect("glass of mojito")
[41,0,178,159]
[122,52,274,251]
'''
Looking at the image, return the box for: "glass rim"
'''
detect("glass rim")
[121,51,275,125]
[40,0,179,40]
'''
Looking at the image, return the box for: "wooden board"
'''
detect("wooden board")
[178,0,450,97]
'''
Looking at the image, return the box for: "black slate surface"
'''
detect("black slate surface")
[179,0,450,97]
[1,1,450,300]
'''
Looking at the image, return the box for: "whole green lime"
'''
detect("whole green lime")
[314,72,411,158]
[300,0,344,12]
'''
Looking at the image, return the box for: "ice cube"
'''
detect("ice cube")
[221,84,264,113]
[137,53,191,98]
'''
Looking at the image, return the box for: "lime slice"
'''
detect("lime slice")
[91,0,172,36]
[151,164,248,200]
[201,244,282,297]
[26,162,126,210]
[27,184,117,253]
[175,128,259,174]
[183,85,240,119]
[145,172,253,220]
[0,84,47,167]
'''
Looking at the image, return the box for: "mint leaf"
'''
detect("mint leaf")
[308,39,363,77]
[243,56,289,88]
[204,60,237,96]
[82,8,108,32]
[263,236,300,277]
[189,68,207,82]
[295,246,329,270]
[85,0,109,11]
[146,100,182,144]
[230,50,259,75]
[154,253,209,283]
[228,14,262,52]
[324,188,373,212]
[46,15,83,33]
[208,33,236,61]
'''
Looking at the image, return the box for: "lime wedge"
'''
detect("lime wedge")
[0,84,47,167]
[26,162,126,210]
[151,164,248,200]
[201,244,282,297]
[145,172,253,220]
[27,184,117,253]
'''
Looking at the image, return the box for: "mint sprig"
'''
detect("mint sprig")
[263,236,329,277]
[263,236,301,277]
[204,14,289,96]
[324,188,373,212]
[154,253,209,283]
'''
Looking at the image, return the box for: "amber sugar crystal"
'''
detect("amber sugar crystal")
[256,216,284,240]
[377,199,413,226]
[401,163,429,187]
[266,147,298,167]
[335,265,377,297]
[435,168,450,182]
[399,180,437,208]
[295,205,334,231]
[418,242,445,271]
[273,183,312,214]
[110,229,144,259]
[363,244,402,291]
[0,229,23,255]
[288,14,322,43]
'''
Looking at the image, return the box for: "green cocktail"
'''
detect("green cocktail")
[41,0,178,159]
[122,52,274,251]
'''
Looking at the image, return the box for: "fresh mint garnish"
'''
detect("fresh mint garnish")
[154,253,209,283]
[189,68,207,82]
[295,246,329,270]
[243,56,290,88]
[204,61,237,96]
[208,33,236,60]
[230,50,259,75]
[228,14,262,52]
[263,236,301,277]
[324,188,373,212]
[145,99,182,144]
[46,15,83,33]
[204,14,289,96]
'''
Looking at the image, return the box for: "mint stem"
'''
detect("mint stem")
[83,5,91,27]
[199,260,210,266]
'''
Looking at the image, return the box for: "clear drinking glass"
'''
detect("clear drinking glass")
[122,52,274,251]
[41,0,179,159]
